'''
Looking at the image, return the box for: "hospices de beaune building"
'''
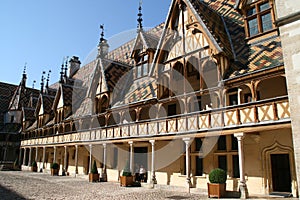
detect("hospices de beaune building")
[2,0,300,198]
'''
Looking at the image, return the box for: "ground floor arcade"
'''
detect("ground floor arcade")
[20,126,297,197]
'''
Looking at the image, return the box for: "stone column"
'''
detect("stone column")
[234,133,248,199]
[18,148,23,167]
[149,140,157,185]
[64,146,68,172]
[102,143,107,181]
[42,147,46,169]
[183,138,191,193]
[75,145,78,175]
[89,144,92,173]
[28,147,32,166]
[35,147,38,162]
[53,146,57,163]
[23,148,27,166]
[128,141,134,173]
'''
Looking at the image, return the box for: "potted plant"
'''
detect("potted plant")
[31,161,38,172]
[51,162,59,176]
[89,160,99,182]
[120,160,133,187]
[207,168,227,198]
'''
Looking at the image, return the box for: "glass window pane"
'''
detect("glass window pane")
[137,66,142,78]
[218,155,227,171]
[259,2,270,11]
[247,7,256,16]
[232,155,240,178]
[196,157,203,176]
[218,135,227,150]
[248,18,259,36]
[142,64,148,76]
[261,13,273,32]
[195,138,202,151]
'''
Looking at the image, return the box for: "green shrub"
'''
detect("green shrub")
[122,160,132,177]
[32,161,37,167]
[91,160,98,174]
[51,163,59,169]
[209,168,227,184]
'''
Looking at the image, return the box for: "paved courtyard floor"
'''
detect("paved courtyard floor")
[0,171,297,200]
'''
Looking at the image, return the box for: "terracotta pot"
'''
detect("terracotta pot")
[120,176,134,187]
[89,173,99,182]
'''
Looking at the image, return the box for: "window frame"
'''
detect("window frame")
[244,0,276,38]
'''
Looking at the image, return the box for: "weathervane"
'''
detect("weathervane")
[100,24,105,43]
[137,0,143,30]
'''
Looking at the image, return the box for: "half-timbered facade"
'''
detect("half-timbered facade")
[18,0,298,197]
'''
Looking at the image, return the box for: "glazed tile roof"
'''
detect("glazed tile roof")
[195,0,283,79]
[190,0,233,58]
[0,82,18,122]
[112,76,157,107]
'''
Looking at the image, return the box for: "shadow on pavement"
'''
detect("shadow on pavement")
[0,184,26,200]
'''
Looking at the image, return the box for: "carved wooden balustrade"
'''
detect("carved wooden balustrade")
[21,96,290,146]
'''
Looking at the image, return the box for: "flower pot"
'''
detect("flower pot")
[207,183,226,198]
[120,176,134,187]
[51,168,59,176]
[89,173,99,182]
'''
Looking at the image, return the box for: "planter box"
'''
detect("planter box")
[31,166,37,172]
[89,173,99,182]
[120,176,134,187]
[51,168,59,176]
[207,183,226,198]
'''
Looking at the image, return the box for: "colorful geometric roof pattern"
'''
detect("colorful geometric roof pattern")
[196,0,283,79]
[0,82,18,123]
[112,76,157,107]
[190,0,233,58]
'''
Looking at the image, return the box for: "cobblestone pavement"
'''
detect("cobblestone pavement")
[0,171,297,200]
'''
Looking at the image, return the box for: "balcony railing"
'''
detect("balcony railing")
[21,96,290,146]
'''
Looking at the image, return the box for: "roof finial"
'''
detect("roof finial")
[64,56,69,78]
[40,71,46,93]
[32,80,36,89]
[137,0,143,31]
[60,58,64,83]
[23,62,27,75]
[46,70,51,89]
[100,24,105,43]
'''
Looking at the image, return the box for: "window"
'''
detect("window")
[217,135,227,151]
[215,135,239,178]
[195,138,202,152]
[196,157,203,176]
[112,148,118,169]
[168,104,177,116]
[218,155,227,171]
[245,1,274,37]
[232,155,240,178]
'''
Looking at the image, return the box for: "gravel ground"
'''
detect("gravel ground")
[0,171,297,200]
[0,171,203,200]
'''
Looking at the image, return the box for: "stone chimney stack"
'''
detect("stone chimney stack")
[68,56,81,78]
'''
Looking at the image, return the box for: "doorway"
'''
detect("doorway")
[271,154,292,192]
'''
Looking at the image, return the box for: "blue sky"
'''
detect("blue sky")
[0,0,170,87]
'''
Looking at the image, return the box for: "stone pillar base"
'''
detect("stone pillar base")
[239,183,249,199]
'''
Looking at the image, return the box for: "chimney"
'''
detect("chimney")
[68,56,81,78]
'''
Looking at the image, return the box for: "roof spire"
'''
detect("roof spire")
[64,56,69,78]
[97,24,110,59]
[60,58,64,83]
[100,24,105,43]
[46,70,51,89]
[137,0,143,31]
[32,80,36,89]
[40,71,46,94]
[21,62,27,87]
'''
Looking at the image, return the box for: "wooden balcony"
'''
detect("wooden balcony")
[21,96,290,146]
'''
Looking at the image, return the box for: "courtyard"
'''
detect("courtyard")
[0,171,297,200]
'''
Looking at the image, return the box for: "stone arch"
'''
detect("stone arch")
[202,58,218,89]
[257,76,287,100]
[262,141,297,195]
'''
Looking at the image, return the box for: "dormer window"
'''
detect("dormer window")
[135,53,149,79]
[244,1,275,38]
